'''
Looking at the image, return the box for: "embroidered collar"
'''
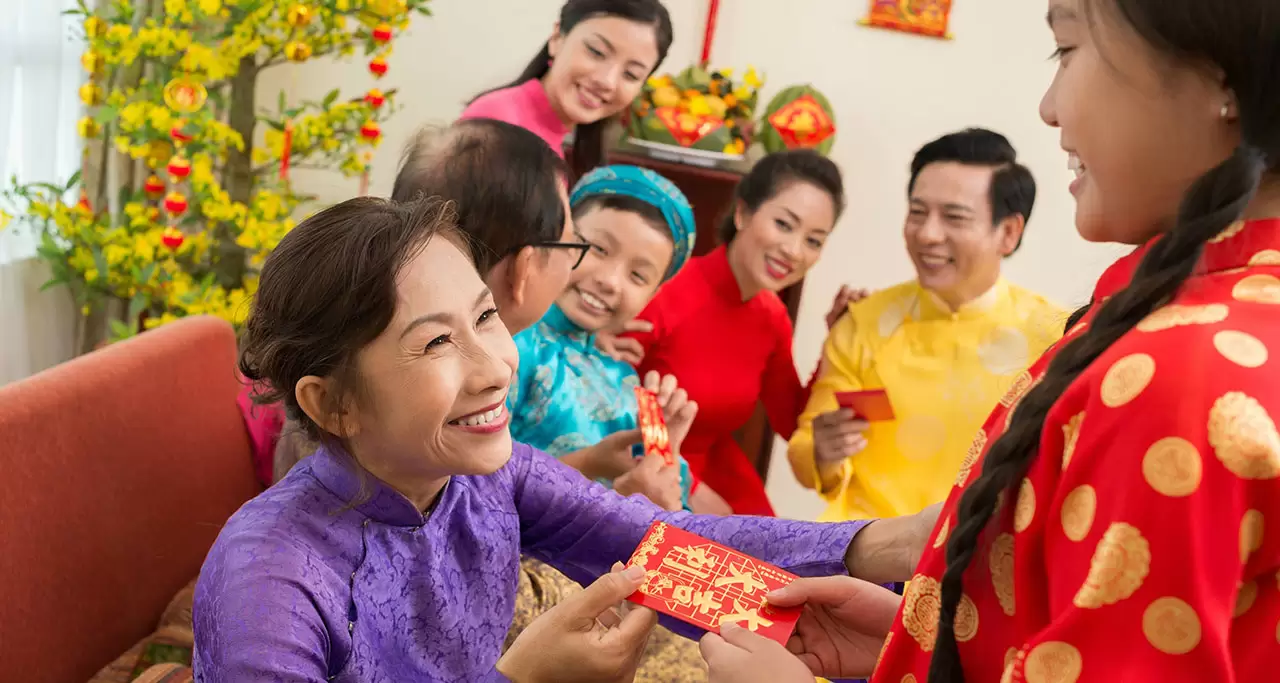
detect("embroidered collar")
[1093,217,1280,300]
[308,445,443,527]
[540,304,595,350]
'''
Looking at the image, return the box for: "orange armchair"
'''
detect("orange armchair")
[0,316,261,683]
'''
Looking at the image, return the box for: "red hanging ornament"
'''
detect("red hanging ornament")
[161,227,185,249]
[167,156,192,181]
[170,120,194,144]
[281,121,294,180]
[368,56,388,78]
[163,192,188,216]
[75,194,93,216]
[360,120,382,143]
[144,174,166,198]
[372,23,393,42]
[364,88,386,109]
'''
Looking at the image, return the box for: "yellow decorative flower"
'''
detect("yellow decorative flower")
[744,66,764,89]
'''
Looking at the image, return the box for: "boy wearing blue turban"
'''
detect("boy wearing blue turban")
[508,165,697,510]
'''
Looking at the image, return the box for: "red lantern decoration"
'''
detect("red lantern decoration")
[372,23,393,42]
[360,120,382,142]
[144,174,166,198]
[161,227,185,249]
[163,192,188,216]
[167,156,191,180]
[364,88,386,109]
[368,56,388,78]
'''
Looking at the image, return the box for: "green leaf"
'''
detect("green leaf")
[264,119,285,132]
[39,276,68,292]
[140,262,157,284]
[109,319,135,341]
[127,291,151,321]
[91,245,108,279]
[322,89,339,109]
[278,91,286,112]
[93,105,119,125]
[67,170,82,189]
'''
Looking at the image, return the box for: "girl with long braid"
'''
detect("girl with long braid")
[694,0,1280,681]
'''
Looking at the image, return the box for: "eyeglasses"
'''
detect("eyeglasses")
[533,241,593,269]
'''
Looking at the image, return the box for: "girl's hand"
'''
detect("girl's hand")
[498,563,658,683]
[614,450,683,511]
[700,624,814,683]
[642,371,698,453]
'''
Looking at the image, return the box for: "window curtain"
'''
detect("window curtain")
[0,0,82,384]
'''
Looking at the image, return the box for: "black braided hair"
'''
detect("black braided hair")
[926,0,1279,678]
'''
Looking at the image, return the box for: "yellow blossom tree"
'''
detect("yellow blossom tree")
[1,0,430,351]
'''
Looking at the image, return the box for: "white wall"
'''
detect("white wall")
[266,0,1131,519]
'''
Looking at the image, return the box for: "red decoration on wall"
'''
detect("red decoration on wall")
[700,0,720,66]
[144,175,166,199]
[372,23,392,42]
[167,156,191,180]
[369,56,388,78]
[859,0,954,40]
[163,192,188,216]
[364,88,386,109]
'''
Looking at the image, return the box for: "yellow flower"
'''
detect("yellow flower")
[744,66,763,89]
[0,210,11,231]
[148,106,174,132]
[197,0,221,15]
[686,95,711,116]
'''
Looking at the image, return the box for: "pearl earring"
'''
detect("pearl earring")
[1220,104,1231,119]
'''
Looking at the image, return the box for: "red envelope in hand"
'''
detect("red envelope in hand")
[835,389,895,421]
[634,386,676,466]
[625,521,801,644]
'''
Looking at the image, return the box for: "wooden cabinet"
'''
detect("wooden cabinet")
[569,139,808,484]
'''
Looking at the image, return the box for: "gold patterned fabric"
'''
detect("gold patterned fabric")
[873,219,1280,682]
[505,558,708,682]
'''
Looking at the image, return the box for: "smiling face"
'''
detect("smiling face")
[904,162,1021,307]
[544,15,660,126]
[558,205,673,333]
[1039,0,1238,244]
[343,236,519,487]
[726,181,837,297]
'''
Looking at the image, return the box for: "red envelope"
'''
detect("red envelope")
[835,389,896,421]
[625,521,801,644]
[633,386,676,466]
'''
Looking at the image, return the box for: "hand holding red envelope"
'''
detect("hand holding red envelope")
[834,389,895,422]
[624,522,801,644]
[633,386,676,466]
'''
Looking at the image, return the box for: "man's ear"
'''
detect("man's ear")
[996,213,1026,257]
[506,246,540,310]
[296,375,361,440]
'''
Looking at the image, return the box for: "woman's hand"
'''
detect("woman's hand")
[700,623,814,683]
[689,483,733,515]
[614,450,683,511]
[824,286,871,330]
[561,430,643,481]
[498,563,658,683]
[767,576,901,679]
[641,371,697,453]
[812,408,869,466]
[596,319,653,366]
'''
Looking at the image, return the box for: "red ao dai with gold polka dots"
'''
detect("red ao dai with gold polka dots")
[873,218,1280,682]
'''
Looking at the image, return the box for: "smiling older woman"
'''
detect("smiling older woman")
[191,196,894,682]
